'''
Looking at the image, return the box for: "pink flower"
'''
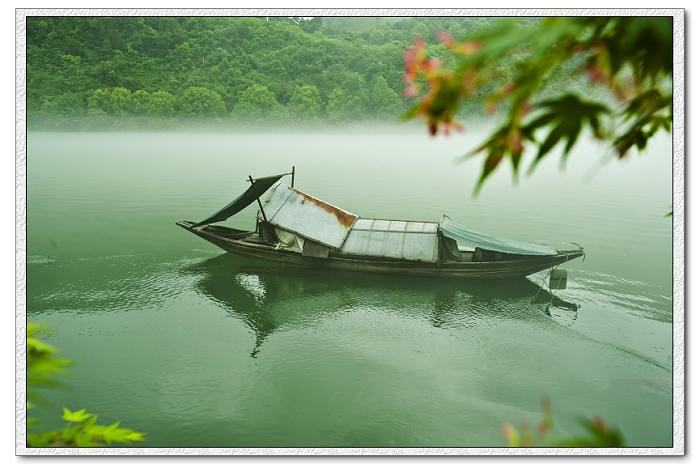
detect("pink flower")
[402,85,420,98]
[502,81,515,96]
[438,31,454,46]
[427,57,443,73]
[462,68,477,94]
[593,416,607,430]
[584,64,608,85]
[457,40,481,55]
[517,100,532,118]
[403,37,428,84]
[508,130,523,154]
[484,101,498,115]
[429,121,438,136]
[612,83,627,102]
[440,119,465,136]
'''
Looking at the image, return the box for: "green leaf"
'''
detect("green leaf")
[523,111,558,131]
[27,322,50,337]
[108,427,146,444]
[101,421,122,445]
[27,336,56,355]
[547,416,626,447]
[26,324,146,447]
[83,413,98,430]
[75,430,100,447]
[563,119,582,155]
[621,90,671,121]
[535,124,565,162]
[521,94,610,172]
[27,432,60,448]
[61,423,80,443]
[61,407,93,423]
[75,439,100,447]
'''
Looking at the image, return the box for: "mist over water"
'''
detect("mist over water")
[25,125,673,448]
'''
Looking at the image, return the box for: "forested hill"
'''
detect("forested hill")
[26,16,522,129]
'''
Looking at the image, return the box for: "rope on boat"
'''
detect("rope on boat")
[531,253,559,305]
[532,251,571,314]
[571,242,586,262]
[549,253,570,293]
[532,243,585,321]
[546,253,572,314]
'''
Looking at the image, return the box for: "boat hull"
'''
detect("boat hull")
[177,220,584,279]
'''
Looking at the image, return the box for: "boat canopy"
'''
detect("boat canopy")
[439,216,557,256]
[340,218,439,262]
[193,173,288,228]
[262,183,358,250]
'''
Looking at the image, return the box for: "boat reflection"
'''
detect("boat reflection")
[185,254,580,357]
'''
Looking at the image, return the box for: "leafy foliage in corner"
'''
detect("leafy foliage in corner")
[502,398,625,447]
[26,323,146,447]
[27,407,146,448]
[26,323,72,404]
[403,17,673,192]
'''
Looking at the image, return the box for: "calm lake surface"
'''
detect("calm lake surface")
[25,125,674,448]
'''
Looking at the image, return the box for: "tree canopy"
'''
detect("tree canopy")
[27,16,506,129]
[402,17,674,192]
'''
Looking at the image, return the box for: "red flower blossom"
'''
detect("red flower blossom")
[502,81,515,96]
[584,63,608,85]
[404,37,429,84]
[593,416,607,430]
[457,40,481,55]
[429,121,438,136]
[462,68,477,94]
[612,83,627,102]
[402,85,420,98]
[517,100,532,118]
[508,129,523,154]
[438,31,454,46]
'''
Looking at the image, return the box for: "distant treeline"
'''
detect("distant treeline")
[26,16,544,130]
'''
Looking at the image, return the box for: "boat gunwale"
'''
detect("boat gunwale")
[176,220,584,278]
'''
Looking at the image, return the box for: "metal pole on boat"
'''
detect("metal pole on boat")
[291,166,295,188]
[249,175,269,223]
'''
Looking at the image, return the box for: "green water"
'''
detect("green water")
[25,127,674,448]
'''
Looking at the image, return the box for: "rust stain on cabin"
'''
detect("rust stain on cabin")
[290,187,356,228]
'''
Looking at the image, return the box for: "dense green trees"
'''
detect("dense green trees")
[232,84,283,122]
[26,16,506,129]
[288,85,323,123]
[370,76,403,117]
[176,86,227,116]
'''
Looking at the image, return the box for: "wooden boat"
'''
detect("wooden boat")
[177,170,584,279]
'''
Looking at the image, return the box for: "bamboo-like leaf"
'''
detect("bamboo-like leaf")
[521,94,610,173]
[563,120,582,155]
[534,124,565,163]
[473,147,505,195]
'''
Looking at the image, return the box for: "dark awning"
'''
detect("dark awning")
[192,173,288,227]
